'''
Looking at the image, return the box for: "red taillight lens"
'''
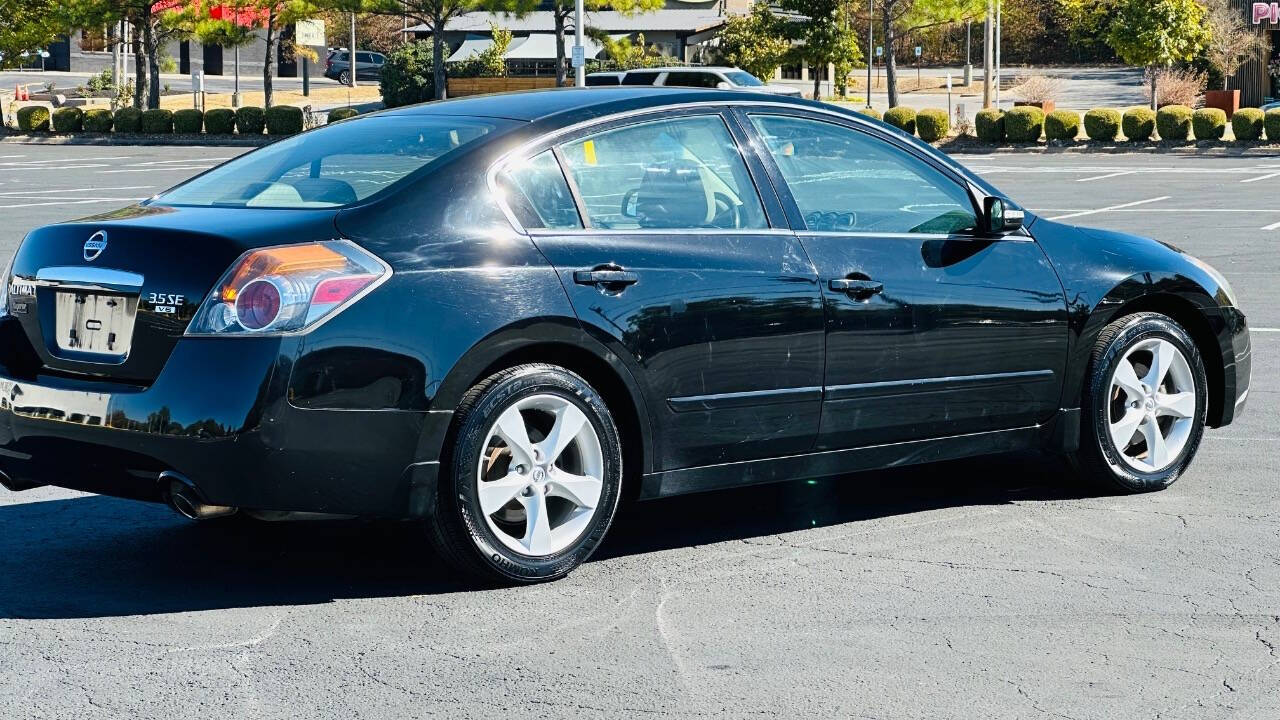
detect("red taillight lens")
[187,241,389,336]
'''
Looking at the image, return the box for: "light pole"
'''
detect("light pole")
[993,0,1001,107]
[982,0,992,108]
[963,19,972,85]
[866,0,873,109]
[349,13,358,88]
[574,0,585,87]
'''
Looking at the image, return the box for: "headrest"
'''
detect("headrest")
[635,159,709,229]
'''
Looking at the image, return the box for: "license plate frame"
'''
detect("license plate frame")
[54,291,139,357]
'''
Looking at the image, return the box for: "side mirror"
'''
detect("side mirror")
[716,81,732,90]
[984,196,1024,235]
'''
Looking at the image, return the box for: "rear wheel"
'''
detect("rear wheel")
[1072,312,1208,493]
[338,69,352,86]
[428,364,623,583]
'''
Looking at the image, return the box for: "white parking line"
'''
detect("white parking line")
[0,156,131,166]
[97,166,216,174]
[1263,220,1280,231]
[1251,328,1280,333]
[1036,208,1280,214]
[0,198,145,208]
[1241,172,1280,184]
[1075,171,1136,182]
[1046,196,1170,221]
[0,186,152,196]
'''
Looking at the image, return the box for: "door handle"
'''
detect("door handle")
[829,278,883,298]
[573,269,639,287]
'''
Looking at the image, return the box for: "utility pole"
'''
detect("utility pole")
[866,0,874,108]
[982,0,992,108]
[350,13,358,88]
[963,19,972,85]
[574,0,585,86]
[993,0,1001,107]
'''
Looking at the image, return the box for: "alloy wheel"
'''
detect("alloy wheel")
[1107,337,1197,473]
[475,394,605,557]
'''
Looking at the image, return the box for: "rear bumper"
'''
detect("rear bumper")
[0,337,451,517]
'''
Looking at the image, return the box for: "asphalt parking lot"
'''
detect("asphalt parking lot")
[0,145,1277,719]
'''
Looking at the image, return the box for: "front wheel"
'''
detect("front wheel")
[338,69,352,86]
[1072,312,1208,493]
[428,364,623,584]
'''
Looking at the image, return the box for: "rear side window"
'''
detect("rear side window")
[356,52,374,63]
[621,71,659,86]
[497,150,582,230]
[585,74,621,86]
[556,114,768,230]
[154,115,511,209]
[664,72,719,88]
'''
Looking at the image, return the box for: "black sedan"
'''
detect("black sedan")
[0,88,1250,583]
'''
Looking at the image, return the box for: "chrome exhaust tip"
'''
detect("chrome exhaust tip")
[164,475,237,521]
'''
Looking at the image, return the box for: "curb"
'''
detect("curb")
[0,133,277,147]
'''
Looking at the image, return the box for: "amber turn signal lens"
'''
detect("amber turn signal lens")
[221,244,348,299]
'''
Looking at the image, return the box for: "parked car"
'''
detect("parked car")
[617,66,804,97]
[584,71,625,86]
[1261,100,1279,113]
[0,88,1249,584]
[324,49,385,85]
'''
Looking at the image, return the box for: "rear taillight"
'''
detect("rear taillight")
[186,240,389,336]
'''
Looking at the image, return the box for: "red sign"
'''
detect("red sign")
[1254,2,1279,23]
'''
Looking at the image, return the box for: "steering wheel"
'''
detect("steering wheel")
[711,191,740,228]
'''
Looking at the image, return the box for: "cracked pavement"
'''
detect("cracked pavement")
[1,147,1278,719]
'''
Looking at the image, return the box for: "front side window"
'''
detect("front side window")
[664,72,719,88]
[622,71,659,86]
[723,71,764,87]
[497,150,582,230]
[750,114,977,235]
[557,114,768,230]
[154,115,510,209]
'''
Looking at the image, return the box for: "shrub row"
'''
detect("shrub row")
[962,105,1280,143]
[10,104,347,136]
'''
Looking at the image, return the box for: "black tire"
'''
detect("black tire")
[1072,312,1208,493]
[428,364,623,584]
[338,70,352,86]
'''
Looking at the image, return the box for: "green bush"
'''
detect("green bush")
[882,106,917,135]
[1044,110,1080,141]
[327,107,358,123]
[1083,108,1122,141]
[1267,109,1280,143]
[915,108,949,142]
[265,105,303,135]
[204,108,236,134]
[1156,105,1193,142]
[52,107,83,133]
[140,108,173,133]
[1192,108,1226,141]
[16,106,50,132]
[1122,107,1156,141]
[380,41,435,108]
[1005,106,1044,142]
[975,108,1005,142]
[856,108,882,121]
[1231,107,1264,142]
[173,108,203,133]
[235,106,265,134]
[114,107,143,133]
[83,108,114,132]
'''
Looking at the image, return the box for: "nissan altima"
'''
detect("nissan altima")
[0,88,1250,583]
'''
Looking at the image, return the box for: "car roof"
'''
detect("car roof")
[624,67,738,74]
[380,86,810,123]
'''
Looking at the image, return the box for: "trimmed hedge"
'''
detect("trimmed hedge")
[883,106,917,135]
[1005,106,1044,142]
[1123,107,1156,141]
[114,107,143,133]
[16,106,50,132]
[327,107,358,123]
[1084,108,1121,141]
[976,108,1005,142]
[83,108,114,132]
[856,108,882,121]
[235,106,265,135]
[916,108,949,142]
[1156,105,1193,142]
[1044,110,1080,141]
[140,108,173,133]
[52,107,83,133]
[173,108,204,134]
[1268,109,1280,143]
[205,108,236,134]
[1231,108,1264,142]
[1192,108,1226,141]
[265,105,304,135]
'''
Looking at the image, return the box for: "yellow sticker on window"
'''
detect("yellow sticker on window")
[583,140,597,166]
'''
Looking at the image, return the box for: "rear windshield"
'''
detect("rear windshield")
[723,70,764,87]
[153,115,512,209]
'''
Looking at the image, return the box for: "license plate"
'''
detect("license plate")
[54,292,138,356]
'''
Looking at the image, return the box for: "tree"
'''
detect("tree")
[594,30,664,69]
[717,1,791,81]
[1106,0,1208,110]
[1201,0,1269,91]
[185,0,261,100]
[780,0,861,100]
[0,0,62,69]
[872,0,982,107]
[358,0,483,99]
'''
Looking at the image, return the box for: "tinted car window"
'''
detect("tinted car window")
[663,71,719,88]
[156,115,510,209]
[723,70,764,87]
[585,74,621,86]
[749,114,977,234]
[497,150,582,230]
[558,114,768,230]
[621,71,660,86]
[356,52,374,63]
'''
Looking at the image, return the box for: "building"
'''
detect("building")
[1236,0,1279,105]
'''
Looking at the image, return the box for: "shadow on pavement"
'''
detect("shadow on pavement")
[0,451,1103,619]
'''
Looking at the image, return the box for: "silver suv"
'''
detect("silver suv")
[610,66,803,97]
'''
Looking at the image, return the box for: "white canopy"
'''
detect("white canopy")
[501,33,605,61]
